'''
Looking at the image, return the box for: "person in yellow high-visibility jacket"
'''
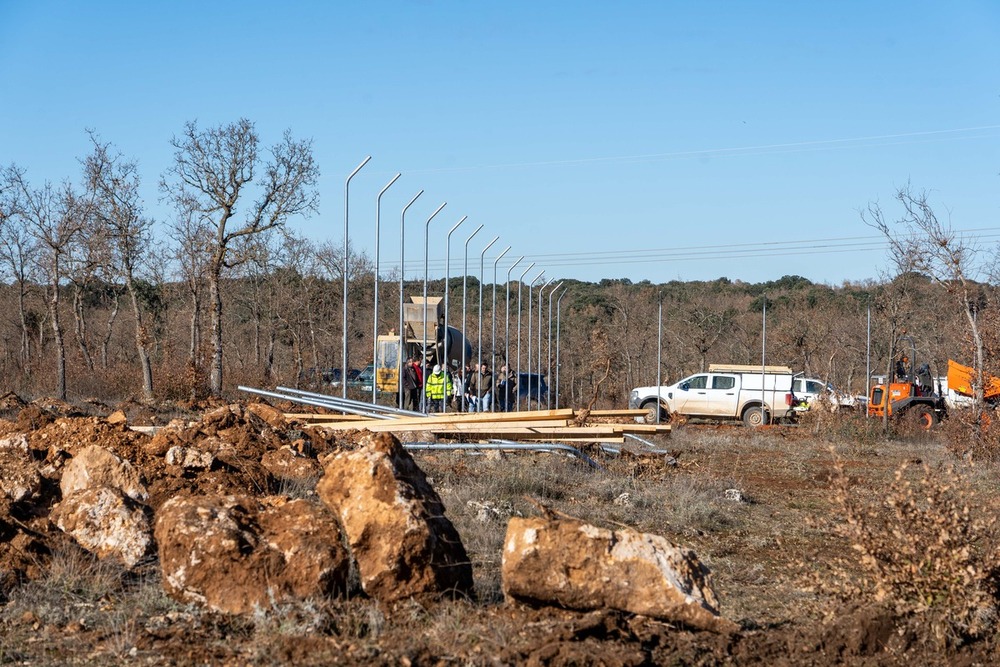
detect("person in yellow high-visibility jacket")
[424,364,453,412]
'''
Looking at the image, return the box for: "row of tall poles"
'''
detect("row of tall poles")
[341,157,571,413]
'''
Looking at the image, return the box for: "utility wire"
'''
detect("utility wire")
[384,227,1000,276]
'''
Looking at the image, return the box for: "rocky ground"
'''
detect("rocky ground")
[0,393,998,665]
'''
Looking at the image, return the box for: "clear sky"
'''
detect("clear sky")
[2,1,999,285]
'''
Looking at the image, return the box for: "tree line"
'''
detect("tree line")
[1,120,996,409]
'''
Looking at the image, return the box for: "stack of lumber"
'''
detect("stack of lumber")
[286,408,670,444]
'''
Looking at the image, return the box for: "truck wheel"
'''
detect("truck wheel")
[910,404,939,430]
[742,405,770,427]
[641,400,666,424]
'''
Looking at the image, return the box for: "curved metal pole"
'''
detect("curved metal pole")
[343,155,371,399]
[547,282,563,409]
[537,278,555,408]
[443,215,467,411]
[504,256,525,388]
[556,288,568,408]
[462,224,484,377]
[515,263,534,412]
[656,291,663,424]
[373,172,401,404]
[422,202,447,411]
[525,270,544,411]
[490,245,511,406]
[398,190,424,408]
[477,236,500,393]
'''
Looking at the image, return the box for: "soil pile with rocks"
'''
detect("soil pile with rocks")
[0,398,996,664]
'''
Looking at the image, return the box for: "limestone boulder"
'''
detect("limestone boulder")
[51,486,152,568]
[60,445,148,503]
[106,409,128,425]
[261,447,322,487]
[316,431,473,602]
[245,402,287,430]
[165,445,214,470]
[502,516,737,633]
[154,494,350,614]
[0,434,41,503]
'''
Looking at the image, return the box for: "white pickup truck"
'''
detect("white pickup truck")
[629,364,797,426]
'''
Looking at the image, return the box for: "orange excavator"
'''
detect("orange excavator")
[867,338,946,428]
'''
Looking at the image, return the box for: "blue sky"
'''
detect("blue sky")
[2,1,999,285]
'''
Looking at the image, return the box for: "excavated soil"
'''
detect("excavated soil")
[0,397,998,665]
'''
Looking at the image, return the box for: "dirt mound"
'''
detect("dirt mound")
[0,391,27,414]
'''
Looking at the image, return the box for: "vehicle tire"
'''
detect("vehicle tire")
[640,400,667,424]
[909,404,939,430]
[742,405,770,427]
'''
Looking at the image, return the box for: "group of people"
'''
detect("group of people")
[400,356,519,413]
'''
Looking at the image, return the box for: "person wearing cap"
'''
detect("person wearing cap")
[424,363,452,413]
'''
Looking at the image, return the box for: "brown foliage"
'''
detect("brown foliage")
[831,458,1000,644]
[941,409,1000,462]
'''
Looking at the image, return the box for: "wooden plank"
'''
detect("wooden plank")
[582,409,648,418]
[312,418,572,433]
[285,413,369,421]
[484,436,626,444]
[310,409,574,430]
[431,426,616,437]
[607,424,670,433]
[420,420,571,433]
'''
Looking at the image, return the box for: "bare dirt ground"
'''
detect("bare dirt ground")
[1,397,999,666]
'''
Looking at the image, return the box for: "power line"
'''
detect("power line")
[386,226,1000,275]
[403,125,1000,174]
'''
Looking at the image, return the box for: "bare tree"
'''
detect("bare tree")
[5,167,91,400]
[0,170,39,370]
[65,212,109,372]
[161,119,319,396]
[168,210,212,398]
[866,185,987,411]
[85,134,157,401]
[678,304,734,372]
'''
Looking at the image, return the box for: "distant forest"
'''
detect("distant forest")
[3,120,995,407]
[0,264,994,408]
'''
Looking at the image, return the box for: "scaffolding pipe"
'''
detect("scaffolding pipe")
[239,385,392,420]
[274,386,423,418]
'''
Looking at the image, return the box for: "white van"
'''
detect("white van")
[629,364,797,426]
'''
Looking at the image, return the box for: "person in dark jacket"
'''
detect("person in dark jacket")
[466,362,493,412]
[401,357,421,411]
[495,364,517,412]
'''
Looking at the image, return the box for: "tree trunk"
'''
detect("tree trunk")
[17,280,30,367]
[264,328,275,384]
[101,291,120,369]
[72,284,95,371]
[209,271,224,397]
[125,276,154,401]
[49,281,67,401]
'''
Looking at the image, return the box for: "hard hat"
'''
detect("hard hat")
[433,364,442,374]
